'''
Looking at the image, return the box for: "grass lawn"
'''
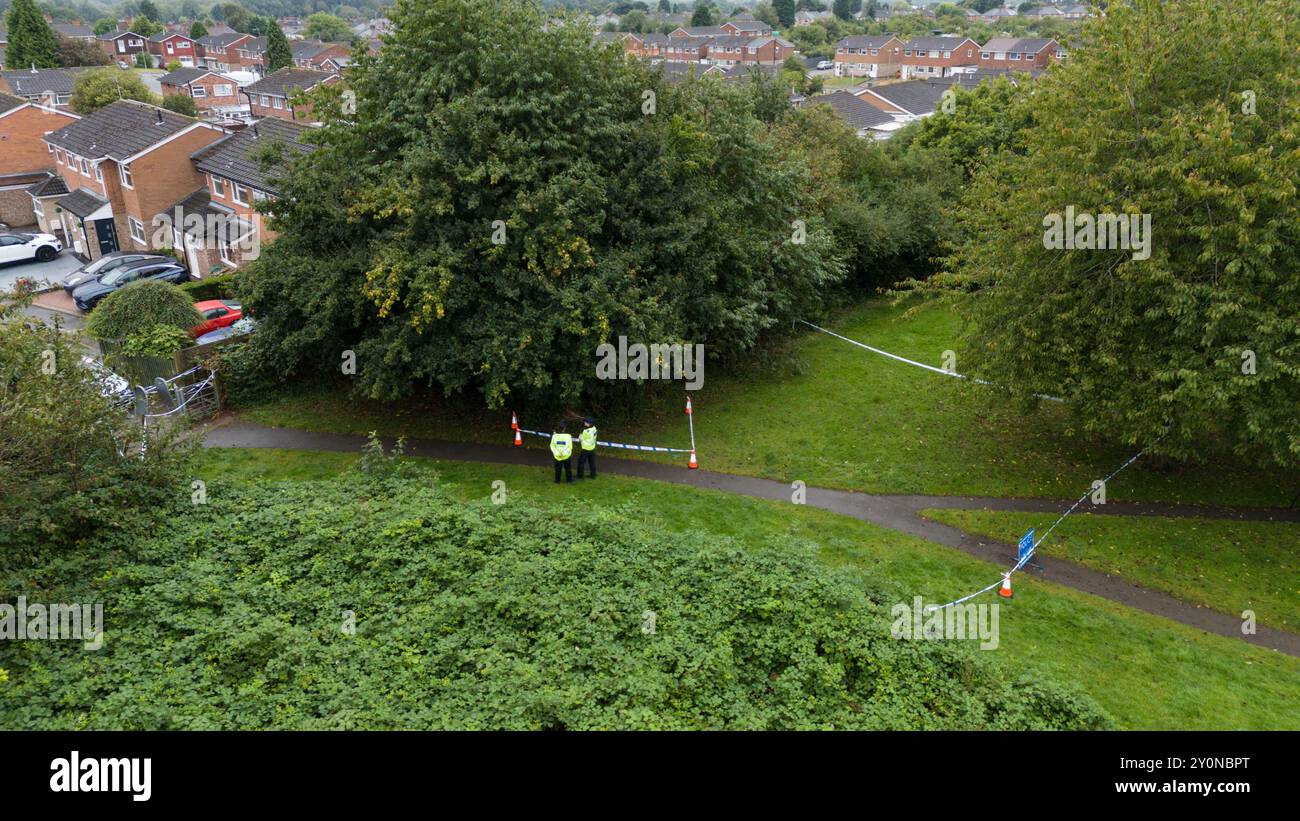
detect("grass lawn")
[921,509,1300,631]
[194,447,1300,730]
[238,299,1300,507]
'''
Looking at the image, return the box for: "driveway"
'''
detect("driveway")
[0,249,83,292]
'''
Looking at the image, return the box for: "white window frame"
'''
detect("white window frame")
[128,217,146,244]
[55,147,63,164]
[272,97,283,110]
[94,163,103,182]
[191,85,207,98]
[212,177,226,198]
[232,184,250,206]
[119,163,134,189]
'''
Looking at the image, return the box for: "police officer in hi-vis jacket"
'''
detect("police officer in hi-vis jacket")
[550,422,574,484]
[576,418,597,479]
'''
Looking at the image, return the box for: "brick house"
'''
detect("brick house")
[41,100,224,262]
[148,31,200,67]
[899,36,980,78]
[198,33,255,72]
[158,67,241,114]
[662,36,711,63]
[242,68,339,123]
[0,92,79,175]
[98,30,150,64]
[290,40,352,70]
[0,68,78,109]
[833,35,904,78]
[231,37,269,75]
[976,38,1064,71]
[624,32,669,60]
[706,35,795,67]
[166,118,315,276]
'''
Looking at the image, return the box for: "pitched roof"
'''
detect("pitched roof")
[28,173,69,198]
[837,35,901,49]
[199,33,250,48]
[148,31,193,43]
[45,100,202,161]
[157,187,238,239]
[53,23,96,38]
[0,91,23,115]
[981,37,1057,53]
[1,68,77,97]
[904,37,975,51]
[236,37,267,53]
[859,75,983,116]
[158,67,227,86]
[801,91,896,130]
[243,67,335,98]
[192,118,314,194]
[56,187,108,217]
[291,40,342,58]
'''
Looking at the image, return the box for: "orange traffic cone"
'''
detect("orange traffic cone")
[511,411,519,430]
[688,450,698,469]
[513,429,522,447]
[997,574,1013,599]
[685,396,692,415]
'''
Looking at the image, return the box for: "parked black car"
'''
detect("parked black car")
[72,260,190,312]
[62,252,171,295]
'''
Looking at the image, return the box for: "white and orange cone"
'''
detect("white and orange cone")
[688,450,698,469]
[685,396,693,415]
[513,429,522,447]
[511,411,519,430]
[997,574,1013,599]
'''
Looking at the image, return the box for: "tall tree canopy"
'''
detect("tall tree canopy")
[920,0,1300,468]
[4,0,60,69]
[304,11,355,42]
[240,0,853,410]
[265,20,294,71]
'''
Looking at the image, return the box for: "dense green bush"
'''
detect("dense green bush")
[179,273,237,302]
[0,472,1110,729]
[85,280,201,341]
[0,298,192,555]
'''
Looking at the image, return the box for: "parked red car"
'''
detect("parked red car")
[191,300,244,338]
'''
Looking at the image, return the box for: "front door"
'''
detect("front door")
[93,218,119,257]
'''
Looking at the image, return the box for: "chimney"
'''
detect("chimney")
[156,109,164,125]
[252,123,260,138]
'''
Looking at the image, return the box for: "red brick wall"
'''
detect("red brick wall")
[0,105,78,175]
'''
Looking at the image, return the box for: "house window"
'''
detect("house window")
[981,52,990,59]
[903,49,911,56]
[212,177,226,198]
[259,94,270,106]
[129,217,146,244]
[80,157,91,177]
[55,148,63,164]
[56,93,71,105]
[191,85,206,98]
[232,185,249,206]
[167,42,174,54]
[119,163,134,188]
[870,48,878,55]
[272,97,283,110]
[94,163,103,182]
[1011,53,1021,60]
[214,84,233,96]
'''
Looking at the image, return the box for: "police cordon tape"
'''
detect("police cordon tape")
[924,446,1149,611]
[796,317,1158,609]
[797,319,1066,404]
[512,396,699,468]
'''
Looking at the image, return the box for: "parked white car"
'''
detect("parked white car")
[0,232,62,264]
[815,60,834,71]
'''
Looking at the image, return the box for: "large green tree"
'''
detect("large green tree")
[304,12,355,42]
[773,0,796,27]
[265,20,294,71]
[70,68,157,113]
[240,0,846,410]
[924,0,1300,468]
[4,0,60,69]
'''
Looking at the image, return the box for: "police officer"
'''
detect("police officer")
[576,418,597,479]
[550,422,574,484]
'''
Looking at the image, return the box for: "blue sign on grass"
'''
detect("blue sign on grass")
[1018,529,1036,563]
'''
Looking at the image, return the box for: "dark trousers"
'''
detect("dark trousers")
[577,449,596,478]
[554,457,572,483]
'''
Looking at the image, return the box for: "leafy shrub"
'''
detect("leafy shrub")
[161,92,198,117]
[178,272,237,301]
[0,474,1111,729]
[0,302,193,555]
[121,324,193,357]
[85,280,202,341]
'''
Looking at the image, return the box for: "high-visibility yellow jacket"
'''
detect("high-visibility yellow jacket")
[579,427,597,451]
[550,433,573,460]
